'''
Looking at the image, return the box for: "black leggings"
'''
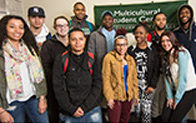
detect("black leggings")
[162,89,196,122]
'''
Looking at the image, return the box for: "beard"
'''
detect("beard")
[180,18,191,25]
[156,25,166,31]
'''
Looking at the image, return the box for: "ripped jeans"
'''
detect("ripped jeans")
[59,106,102,123]
[6,95,49,123]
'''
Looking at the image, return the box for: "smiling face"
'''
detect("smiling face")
[55,18,69,37]
[115,38,128,56]
[154,13,167,30]
[180,7,191,25]
[69,31,86,55]
[6,18,25,42]
[74,4,86,21]
[134,26,148,45]
[161,35,173,52]
[102,14,114,30]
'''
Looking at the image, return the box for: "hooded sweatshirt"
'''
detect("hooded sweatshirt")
[69,16,95,36]
[34,24,51,48]
[173,4,196,73]
[69,15,95,48]
[41,34,67,95]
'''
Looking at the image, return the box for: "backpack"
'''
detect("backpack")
[147,30,160,43]
[61,50,95,75]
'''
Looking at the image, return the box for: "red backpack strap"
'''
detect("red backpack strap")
[152,30,157,36]
[87,52,95,75]
[147,33,152,42]
[61,50,69,73]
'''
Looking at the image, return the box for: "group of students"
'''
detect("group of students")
[0,1,196,123]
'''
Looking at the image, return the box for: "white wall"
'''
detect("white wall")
[21,0,196,34]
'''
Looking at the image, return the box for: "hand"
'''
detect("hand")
[133,99,139,106]
[173,102,178,110]
[107,99,115,109]
[73,107,84,117]
[145,87,154,94]
[167,99,174,109]
[0,110,14,123]
[38,96,47,114]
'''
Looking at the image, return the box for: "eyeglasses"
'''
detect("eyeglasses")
[115,43,128,47]
[55,24,68,28]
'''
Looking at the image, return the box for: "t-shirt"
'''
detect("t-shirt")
[134,46,149,81]
[123,65,128,92]
[101,27,116,53]
[6,61,35,104]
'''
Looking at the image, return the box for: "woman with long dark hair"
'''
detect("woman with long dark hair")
[160,31,196,122]
[0,15,48,123]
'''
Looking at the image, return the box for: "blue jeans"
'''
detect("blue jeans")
[60,106,102,123]
[7,96,49,123]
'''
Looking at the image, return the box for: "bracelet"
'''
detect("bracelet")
[0,110,5,115]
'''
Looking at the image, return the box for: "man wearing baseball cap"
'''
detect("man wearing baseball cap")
[28,6,51,49]
[88,10,116,122]
[88,10,115,66]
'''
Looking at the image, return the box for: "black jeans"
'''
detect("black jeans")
[162,89,196,122]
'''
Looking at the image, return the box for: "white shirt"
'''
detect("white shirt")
[6,61,35,104]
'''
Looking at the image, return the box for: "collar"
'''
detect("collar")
[101,27,115,33]
[67,46,86,56]
[131,41,152,51]
[110,50,132,61]
[36,24,50,37]
[71,15,88,23]
[70,50,85,57]
[54,34,60,41]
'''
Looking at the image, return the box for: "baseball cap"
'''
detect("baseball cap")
[101,10,114,19]
[28,6,45,17]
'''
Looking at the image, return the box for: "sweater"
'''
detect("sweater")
[165,49,196,104]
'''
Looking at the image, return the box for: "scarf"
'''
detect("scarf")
[3,40,44,100]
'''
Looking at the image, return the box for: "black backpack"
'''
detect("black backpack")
[61,50,95,75]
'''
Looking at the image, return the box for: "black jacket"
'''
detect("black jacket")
[53,48,102,116]
[40,35,67,98]
[127,42,160,89]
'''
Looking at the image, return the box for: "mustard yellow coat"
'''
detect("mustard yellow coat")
[102,50,138,102]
